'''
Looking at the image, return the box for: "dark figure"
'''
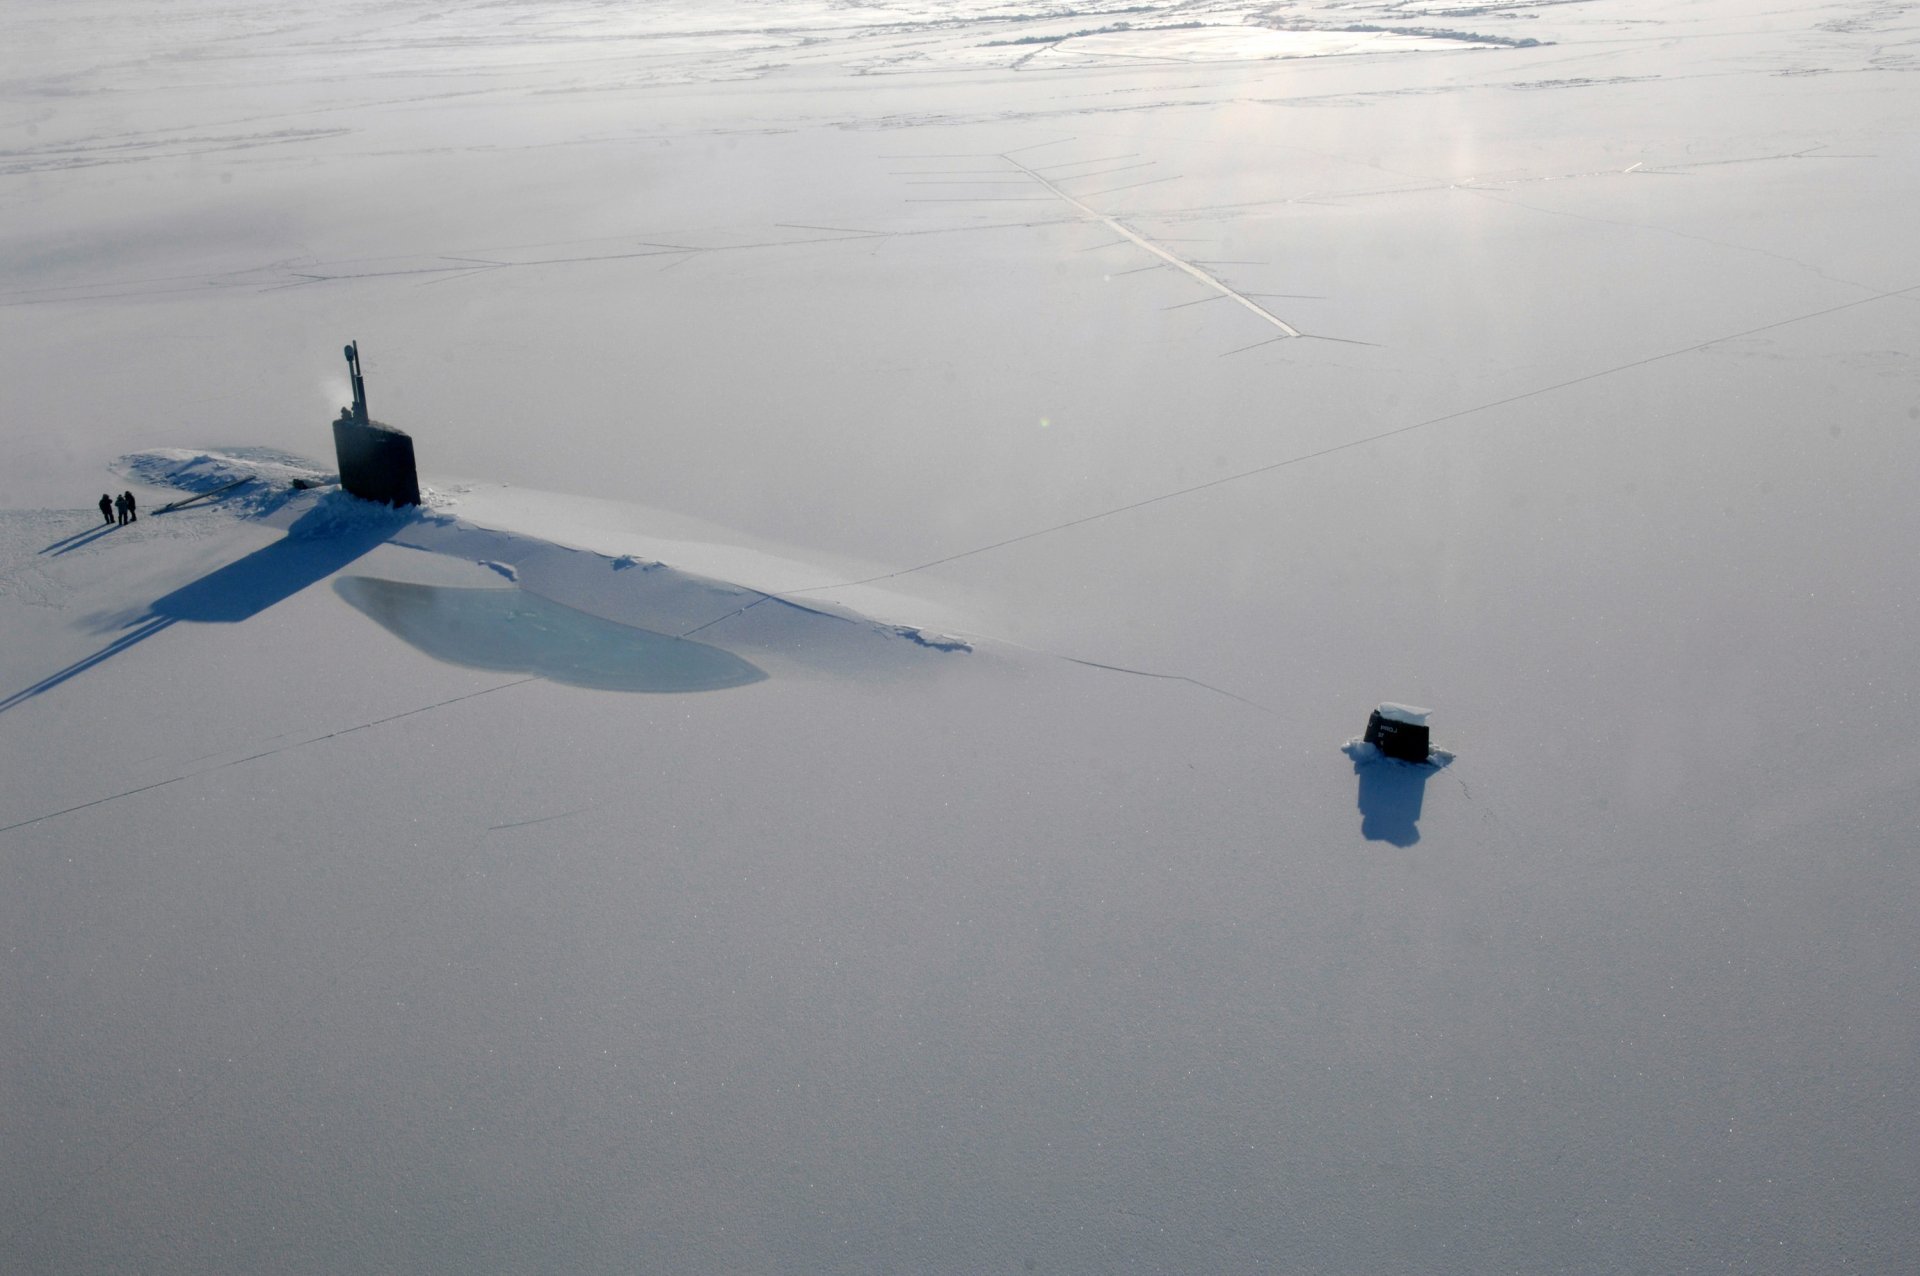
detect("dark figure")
[122,491,137,523]
[99,494,115,525]
[114,493,128,525]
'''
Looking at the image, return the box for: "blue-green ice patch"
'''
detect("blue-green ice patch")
[335,576,765,693]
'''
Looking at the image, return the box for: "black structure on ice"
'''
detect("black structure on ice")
[1364,703,1432,763]
[332,342,421,507]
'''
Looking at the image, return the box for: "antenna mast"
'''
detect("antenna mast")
[344,342,369,424]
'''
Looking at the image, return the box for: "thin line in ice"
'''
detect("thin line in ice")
[787,281,1920,593]
[0,678,539,838]
[1000,153,1303,340]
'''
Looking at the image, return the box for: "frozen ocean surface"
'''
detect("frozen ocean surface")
[3,0,1918,1271]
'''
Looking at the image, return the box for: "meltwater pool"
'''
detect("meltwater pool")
[335,576,766,693]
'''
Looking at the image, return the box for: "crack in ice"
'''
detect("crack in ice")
[1001,152,1304,339]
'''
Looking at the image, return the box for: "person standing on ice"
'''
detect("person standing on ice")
[122,491,137,523]
[98,493,114,525]
[113,493,128,525]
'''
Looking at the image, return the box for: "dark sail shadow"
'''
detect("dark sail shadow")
[0,616,178,714]
[0,506,401,716]
[148,517,396,623]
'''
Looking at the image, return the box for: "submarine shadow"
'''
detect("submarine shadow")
[1,506,400,716]
[151,516,396,623]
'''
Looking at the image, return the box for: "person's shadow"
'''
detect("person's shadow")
[1347,745,1448,847]
[40,522,121,556]
[1,503,403,715]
